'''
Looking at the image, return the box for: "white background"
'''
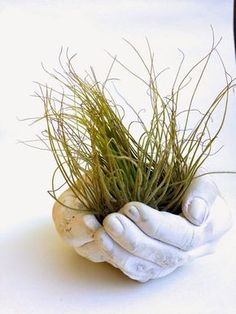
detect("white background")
[1,1,236,313]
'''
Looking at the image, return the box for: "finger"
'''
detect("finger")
[74,241,106,263]
[182,168,219,225]
[94,228,176,282]
[119,202,200,250]
[121,196,232,251]
[103,213,189,266]
[53,188,101,247]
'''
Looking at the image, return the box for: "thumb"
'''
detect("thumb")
[182,168,219,226]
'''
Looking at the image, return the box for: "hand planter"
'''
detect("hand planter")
[30,35,235,281]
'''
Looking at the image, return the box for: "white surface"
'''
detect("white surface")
[1,1,236,313]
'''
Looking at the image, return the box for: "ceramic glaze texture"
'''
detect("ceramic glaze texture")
[53,171,232,282]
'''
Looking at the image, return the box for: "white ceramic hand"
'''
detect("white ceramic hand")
[94,172,233,282]
[52,188,105,262]
[52,171,233,282]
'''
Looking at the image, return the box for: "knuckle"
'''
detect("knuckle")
[123,260,146,274]
[93,228,105,243]
[145,265,163,280]
[127,238,139,253]
[158,254,185,268]
[120,257,135,274]
[120,257,164,282]
[121,261,152,282]
[121,201,138,211]
[182,228,201,250]
[152,222,165,240]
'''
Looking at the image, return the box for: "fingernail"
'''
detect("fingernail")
[100,233,113,252]
[127,206,140,221]
[105,216,124,236]
[188,198,209,225]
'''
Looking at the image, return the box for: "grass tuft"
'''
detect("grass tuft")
[32,36,235,222]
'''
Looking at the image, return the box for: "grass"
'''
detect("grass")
[31,35,235,223]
